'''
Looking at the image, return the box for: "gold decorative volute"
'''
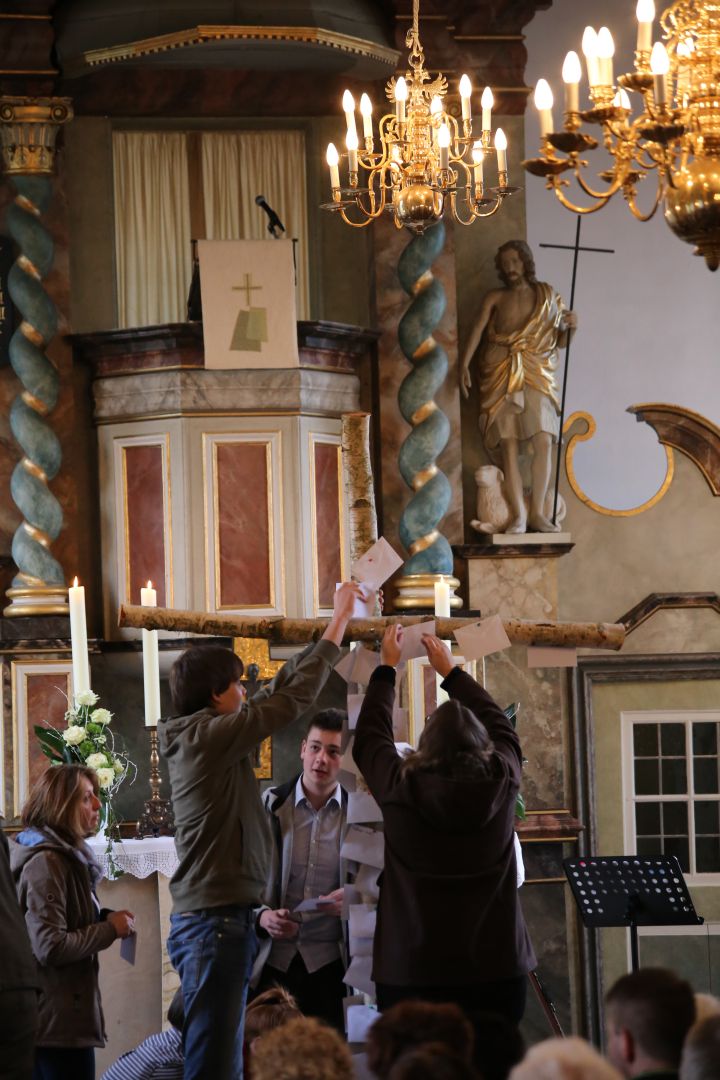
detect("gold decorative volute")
[0,97,73,175]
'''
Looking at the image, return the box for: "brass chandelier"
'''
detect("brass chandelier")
[321,0,518,231]
[524,0,720,271]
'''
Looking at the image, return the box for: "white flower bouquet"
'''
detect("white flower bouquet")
[35,690,136,861]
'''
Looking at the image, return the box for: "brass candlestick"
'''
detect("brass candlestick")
[135,726,175,838]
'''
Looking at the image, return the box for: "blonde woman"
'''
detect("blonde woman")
[10,764,134,1080]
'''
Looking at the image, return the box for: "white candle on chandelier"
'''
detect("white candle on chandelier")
[495,127,508,175]
[430,95,443,143]
[534,79,554,137]
[346,128,359,173]
[596,27,615,86]
[342,90,357,140]
[140,580,161,728]
[395,76,408,123]
[359,93,373,141]
[481,86,494,132]
[459,74,473,121]
[68,577,90,697]
[650,41,669,106]
[438,123,451,170]
[326,143,340,190]
[562,51,582,114]
[472,140,484,195]
[613,87,632,110]
[582,26,600,88]
[636,0,655,54]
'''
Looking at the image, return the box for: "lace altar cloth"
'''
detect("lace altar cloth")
[87,836,178,881]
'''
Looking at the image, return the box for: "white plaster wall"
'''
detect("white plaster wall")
[524,0,720,510]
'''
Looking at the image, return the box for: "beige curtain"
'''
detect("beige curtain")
[201,131,309,319]
[113,132,192,328]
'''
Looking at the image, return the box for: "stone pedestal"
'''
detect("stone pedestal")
[72,321,377,640]
[454,539,574,620]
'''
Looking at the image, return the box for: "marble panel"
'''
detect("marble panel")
[313,441,342,609]
[216,442,271,608]
[123,444,167,606]
[467,556,559,621]
[24,672,68,792]
[92,368,360,422]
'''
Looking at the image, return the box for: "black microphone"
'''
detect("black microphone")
[255,195,286,236]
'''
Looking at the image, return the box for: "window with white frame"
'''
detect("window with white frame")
[622,710,720,881]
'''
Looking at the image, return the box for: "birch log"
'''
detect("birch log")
[341,412,378,565]
[119,603,625,650]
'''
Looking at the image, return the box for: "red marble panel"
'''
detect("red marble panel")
[216,442,271,608]
[25,671,71,795]
[124,444,167,606]
[422,663,438,718]
[314,442,342,609]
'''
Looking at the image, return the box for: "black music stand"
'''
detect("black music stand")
[564,855,703,972]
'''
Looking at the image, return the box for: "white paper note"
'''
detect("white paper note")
[351,647,380,685]
[527,646,578,668]
[349,936,374,957]
[454,615,511,660]
[353,863,381,900]
[352,537,404,590]
[341,824,385,869]
[344,993,365,1031]
[341,885,362,919]
[347,790,382,824]
[349,903,377,940]
[336,583,377,619]
[347,1004,379,1043]
[347,694,365,731]
[293,897,335,914]
[343,955,375,996]
[120,932,137,965]
[399,620,436,661]
[335,650,358,682]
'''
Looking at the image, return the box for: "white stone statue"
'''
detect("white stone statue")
[460,240,577,534]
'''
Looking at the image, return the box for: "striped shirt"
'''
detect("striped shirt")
[100,1027,183,1080]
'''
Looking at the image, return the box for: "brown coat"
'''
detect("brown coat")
[353,666,537,987]
[10,828,117,1048]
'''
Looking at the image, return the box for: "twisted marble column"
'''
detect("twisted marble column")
[396,222,454,578]
[0,97,72,615]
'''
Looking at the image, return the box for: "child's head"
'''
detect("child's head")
[170,645,244,715]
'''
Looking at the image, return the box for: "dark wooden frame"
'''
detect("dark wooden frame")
[570,651,720,1043]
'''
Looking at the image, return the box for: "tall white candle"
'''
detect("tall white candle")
[636,0,655,53]
[459,74,472,121]
[342,89,357,141]
[395,76,408,123]
[360,93,373,142]
[141,580,161,727]
[651,42,669,106]
[438,123,451,171]
[562,52,582,114]
[481,86,494,132]
[434,580,451,618]
[68,577,90,698]
[534,79,554,137]
[495,128,508,175]
[326,143,340,190]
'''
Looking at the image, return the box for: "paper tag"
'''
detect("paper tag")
[349,903,377,940]
[347,1004,378,1043]
[347,694,365,731]
[120,932,137,965]
[347,790,382,825]
[453,615,511,660]
[352,537,404,591]
[527,646,578,668]
[343,955,375,996]
[399,620,435,661]
[341,825,385,869]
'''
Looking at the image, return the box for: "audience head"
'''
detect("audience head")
[21,764,101,843]
[367,1001,474,1079]
[387,1043,478,1080]
[467,1011,525,1080]
[301,709,345,795]
[167,988,184,1031]
[250,1016,353,1080]
[605,967,695,1077]
[680,1014,720,1080]
[244,986,300,1046]
[402,700,494,779]
[693,993,720,1026]
[509,1036,622,1080]
[170,645,244,714]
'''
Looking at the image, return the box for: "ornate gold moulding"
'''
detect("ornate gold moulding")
[83,25,399,72]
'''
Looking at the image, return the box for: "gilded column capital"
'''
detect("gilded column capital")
[0,96,73,176]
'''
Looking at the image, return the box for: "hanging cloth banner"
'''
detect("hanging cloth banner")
[198,238,299,370]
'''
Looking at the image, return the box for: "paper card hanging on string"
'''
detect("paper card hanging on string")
[349,903,377,940]
[347,1004,378,1044]
[335,647,379,685]
[344,955,375,996]
[454,615,511,660]
[341,824,385,869]
[347,790,382,824]
[349,935,374,957]
[198,239,299,370]
[354,863,381,900]
[347,694,364,731]
[352,537,404,590]
[527,646,578,668]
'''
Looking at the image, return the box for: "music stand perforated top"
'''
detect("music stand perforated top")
[564,855,702,929]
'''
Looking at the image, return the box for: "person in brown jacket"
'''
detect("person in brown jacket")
[352,627,536,1022]
[10,764,135,1080]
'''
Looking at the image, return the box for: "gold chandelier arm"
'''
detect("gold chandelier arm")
[448,191,502,223]
[550,179,613,214]
[623,177,664,221]
[573,166,624,202]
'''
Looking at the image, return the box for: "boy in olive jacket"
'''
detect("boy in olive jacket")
[159,581,360,1080]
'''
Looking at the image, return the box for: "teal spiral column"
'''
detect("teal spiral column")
[394,222,460,610]
[0,97,73,616]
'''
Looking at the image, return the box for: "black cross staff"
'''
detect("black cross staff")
[540,216,614,524]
